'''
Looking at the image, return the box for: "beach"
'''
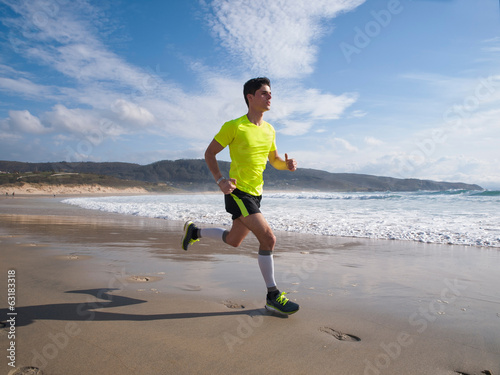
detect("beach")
[1,196,499,375]
[2,183,150,196]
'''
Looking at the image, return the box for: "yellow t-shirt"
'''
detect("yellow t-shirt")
[214,115,276,196]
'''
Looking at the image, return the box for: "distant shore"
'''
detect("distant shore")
[1,182,150,196]
[0,159,484,193]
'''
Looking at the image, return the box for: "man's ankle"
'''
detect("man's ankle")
[267,289,280,299]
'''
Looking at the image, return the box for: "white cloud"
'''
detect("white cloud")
[1,0,361,152]
[298,90,358,121]
[7,110,50,134]
[43,104,124,143]
[400,72,500,108]
[332,137,358,152]
[481,37,500,53]
[269,85,358,135]
[350,110,367,118]
[111,99,155,126]
[278,120,314,136]
[364,136,383,146]
[293,117,500,187]
[207,0,365,78]
[0,132,21,141]
[0,77,53,99]
[3,0,173,103]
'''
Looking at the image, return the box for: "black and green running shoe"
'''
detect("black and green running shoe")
[265,292,299,315]
[181,221,199,251]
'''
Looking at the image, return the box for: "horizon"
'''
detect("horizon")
[1,0,500,190]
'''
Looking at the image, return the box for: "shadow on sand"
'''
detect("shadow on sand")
[1,288,280,328]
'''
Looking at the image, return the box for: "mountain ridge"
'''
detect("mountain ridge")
[0,159,483,192]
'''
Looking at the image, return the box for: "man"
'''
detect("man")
[182,77,299,315]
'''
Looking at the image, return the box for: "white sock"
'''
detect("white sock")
[258,253,277,290]
[199,228,226,241]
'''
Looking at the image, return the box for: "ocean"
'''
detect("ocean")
[62,190,500,248]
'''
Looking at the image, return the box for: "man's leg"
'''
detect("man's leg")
[182,214,299,314]
[181,217,250,250]
[190,219,251,246]
[237,213,299,315]
[235,213,278,292]
[224,218,251,247]
[236,213,275,250]
[186,214,278,291]
[198,213,279,294]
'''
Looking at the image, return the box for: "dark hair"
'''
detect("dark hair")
[243,77,271,107]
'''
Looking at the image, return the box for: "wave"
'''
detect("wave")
[266,192,401,201]
[62,192,500,248]
[470,190,500,197]
[266,189,499,201]
[415,189,500,197]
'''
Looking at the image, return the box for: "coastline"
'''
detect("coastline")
[1,196,499,375]
[1,183,151,196]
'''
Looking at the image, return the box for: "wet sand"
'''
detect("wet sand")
[1,196,499,375]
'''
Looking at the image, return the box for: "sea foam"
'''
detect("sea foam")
[63,191,500,248]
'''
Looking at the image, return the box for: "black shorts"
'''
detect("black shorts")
[225,189,262,220]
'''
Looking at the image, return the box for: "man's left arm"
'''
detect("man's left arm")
[268,150,297,171]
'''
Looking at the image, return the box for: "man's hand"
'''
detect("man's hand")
[285,153,297,172]
[219,178,237,194]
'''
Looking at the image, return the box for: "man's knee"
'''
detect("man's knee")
[259,232,276,251]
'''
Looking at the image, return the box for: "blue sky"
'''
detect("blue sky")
[1,0,499,188]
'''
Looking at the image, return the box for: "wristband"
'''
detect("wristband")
[216,177,226,185]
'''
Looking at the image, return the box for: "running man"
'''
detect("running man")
[182,77,299,315]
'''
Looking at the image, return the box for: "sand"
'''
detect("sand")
[2,183,150,196]
[1,195,499,375]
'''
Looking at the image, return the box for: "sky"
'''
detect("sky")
[0,0,499,189]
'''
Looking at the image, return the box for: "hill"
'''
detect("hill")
[0,170,177,195]
[0,160,483,192]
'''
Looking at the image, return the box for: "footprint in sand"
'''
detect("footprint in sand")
[223,300,245,309]
[54,254,92,261]
[127,275,162,283]
[8,367,44,375]
[177,284,202,291]
[319,326,361,342]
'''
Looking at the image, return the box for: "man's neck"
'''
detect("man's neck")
[246,109,265,126]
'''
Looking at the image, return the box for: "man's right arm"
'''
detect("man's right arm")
[205,139,236,194]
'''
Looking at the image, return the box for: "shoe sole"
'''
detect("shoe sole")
[265,303,299,315]
[181,221,194,251]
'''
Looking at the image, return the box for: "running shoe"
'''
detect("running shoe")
[265,292,299,315]
[181,221,199,251]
